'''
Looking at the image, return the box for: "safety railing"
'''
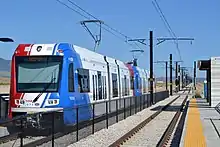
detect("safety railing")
[0,90,169,147]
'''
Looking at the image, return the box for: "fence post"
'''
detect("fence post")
[106,101,108,129]
[148,94,150,107]
[135,97,137,114]
[124,98,126,119]
[116,99,118,123]
[76,107,79,141]
[130,96,132,116]
[20,117,23,147]
[140,96,142,111]
[92,103,95,134]
[52,112,55,147]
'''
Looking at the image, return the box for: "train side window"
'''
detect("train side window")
[78,68,90,93]
[97,71,102,100]
[121,77,125,96]
[68,63,74,92]
[130,76,134,90]
[124,75,128,96]
[95,75,98,100]
[104,76,107,99]
[126,78,129,95]
[144,79,147,93]
[92,75,95,100]
[136,76,139,89]
[112,73,118,97]
[140,78,142,90]
[102,76,104,99]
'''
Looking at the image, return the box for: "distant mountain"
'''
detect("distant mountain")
[0,58,10,71]
[0,58,11,77]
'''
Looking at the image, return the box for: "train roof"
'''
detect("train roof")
[14,43,149,72]
[73,44,148,70]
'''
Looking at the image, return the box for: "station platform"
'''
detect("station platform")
[180,98,220,147]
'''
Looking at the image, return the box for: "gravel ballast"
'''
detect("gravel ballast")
[121,94,187,147]
[67,91,185,147]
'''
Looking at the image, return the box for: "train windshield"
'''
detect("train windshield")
[15,56,63,92]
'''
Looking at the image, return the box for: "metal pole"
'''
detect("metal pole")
[194,61,196,90]
[175,62,178,92]
[178,65,180,91]
[124,98,126,119]
[76,107,79,141]
[52,112,55,147]
[92,103,95,134]
[206,70,209,103]
[150,31,154,105]
[181,68,184,89]
[106,101,108,129]
[166,61,168,90]
[170,54,173,96]
[20,118,23,147]
[116,99,118,123]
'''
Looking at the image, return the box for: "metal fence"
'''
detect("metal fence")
[0,90,169,147]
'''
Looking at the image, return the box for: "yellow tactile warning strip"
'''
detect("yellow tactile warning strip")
[184,98,206,147]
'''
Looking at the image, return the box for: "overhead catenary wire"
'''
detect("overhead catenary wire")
[55,0,142,50]
[66,0,142,50]
[152,0,182,61]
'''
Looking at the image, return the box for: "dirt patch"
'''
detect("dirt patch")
[0,77,10,84]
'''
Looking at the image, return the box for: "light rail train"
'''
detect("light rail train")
[8,43,155,127]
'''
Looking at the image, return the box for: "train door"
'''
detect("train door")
[130,76,134,95]
[64,62,75,125]
[68,63,75,93]
[91,71,98,101]
[102,72,107,100]
[91,71,107,101]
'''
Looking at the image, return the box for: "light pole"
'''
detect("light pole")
[173,61,183,92]
[128,31,154,105]
[128,36,194,98]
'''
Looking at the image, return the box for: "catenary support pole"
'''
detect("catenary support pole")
[150,31,154,104]
[178,64,180,91]
[194,61,196,90]
[166,61,168,90]
[170,54,172,96]
[181,68,184,89]
[175,62,178,92]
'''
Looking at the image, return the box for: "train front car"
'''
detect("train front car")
[9,43,92,128]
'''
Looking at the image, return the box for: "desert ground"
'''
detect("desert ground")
[0,78,190,94]
[0,77,10,94]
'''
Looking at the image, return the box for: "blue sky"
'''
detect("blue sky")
[0,0,219,78]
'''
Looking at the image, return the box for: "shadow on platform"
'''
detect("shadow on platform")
[150,105,181,112]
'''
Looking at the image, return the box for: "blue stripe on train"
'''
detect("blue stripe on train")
[57,43,92,125]
[132,66,142,96]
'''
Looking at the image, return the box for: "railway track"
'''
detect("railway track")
[0,91,170,147]
[109,88,190,147]
[157,90,190,147]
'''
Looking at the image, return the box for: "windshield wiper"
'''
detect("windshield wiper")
[32,77,56,103]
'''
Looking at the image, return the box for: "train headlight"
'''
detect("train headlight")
[48,99,53,104]
[47,99,59,105]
